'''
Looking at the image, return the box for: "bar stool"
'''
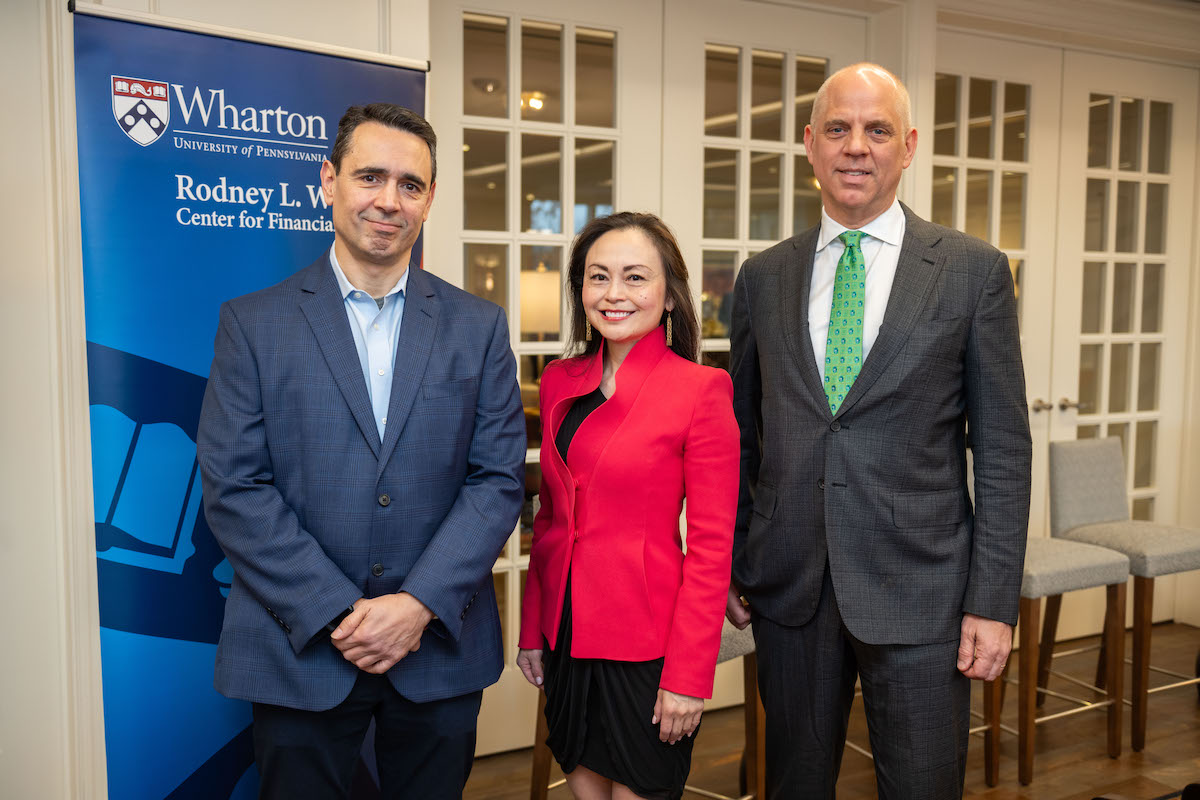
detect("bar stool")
[1049,437,1200,750]
[985,536,1130,786]
[529,619,766,799]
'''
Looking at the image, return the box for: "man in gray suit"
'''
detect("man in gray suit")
[727,64,1031,798]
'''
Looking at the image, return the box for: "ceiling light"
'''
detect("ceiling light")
[520,90,547,111]
[471,77,503,95]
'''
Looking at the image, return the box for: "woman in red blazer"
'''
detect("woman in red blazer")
[517,212,738,799]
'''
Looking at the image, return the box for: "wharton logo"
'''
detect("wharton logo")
[112,75,170,146]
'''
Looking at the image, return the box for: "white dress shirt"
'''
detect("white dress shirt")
[808,199,906,380]
[330,248,409,441]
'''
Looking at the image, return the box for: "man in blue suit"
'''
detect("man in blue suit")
[197,104,525,798]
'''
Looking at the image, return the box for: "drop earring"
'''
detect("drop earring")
[666,315,673,347]
[585,319,592,341]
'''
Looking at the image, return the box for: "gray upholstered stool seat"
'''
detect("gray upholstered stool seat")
[718,618,756,663]
[1049,436,1200,753]
[1021,537,1130,598]
[1059,521,1200,578]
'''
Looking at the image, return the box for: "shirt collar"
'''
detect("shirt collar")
[817,198,905,251]
[328,246,409,300]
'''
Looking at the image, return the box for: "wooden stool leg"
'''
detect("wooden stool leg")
[530,690,551,800]
[1019,596,1039,786]
[1104,581,1126,758]
[1037,594,1062,708]
[1132,576,1154,752]
[743,652,767,799]
[984,659,1007,788]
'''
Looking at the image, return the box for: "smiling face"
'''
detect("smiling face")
[320,121,436,276]
[581,227,674,349]
[804,66,917,228]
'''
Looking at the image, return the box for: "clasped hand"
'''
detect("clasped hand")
[331,592,433,674]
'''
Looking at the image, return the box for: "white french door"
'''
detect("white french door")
[1050,52,1197,631]
[936,38,1198,639]
[428,0,664,756]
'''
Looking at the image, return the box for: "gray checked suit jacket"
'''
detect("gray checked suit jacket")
[730,204,1032,645]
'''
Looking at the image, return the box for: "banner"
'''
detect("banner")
[73,13,425,798]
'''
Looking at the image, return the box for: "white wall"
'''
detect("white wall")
[1,4,80,796]
[0,1,429,797]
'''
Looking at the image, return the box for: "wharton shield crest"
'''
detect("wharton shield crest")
[111,75,170,146]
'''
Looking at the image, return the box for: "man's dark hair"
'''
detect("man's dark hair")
[328,103,438,184]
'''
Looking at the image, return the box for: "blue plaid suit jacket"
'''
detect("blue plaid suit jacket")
[197,253,525,710]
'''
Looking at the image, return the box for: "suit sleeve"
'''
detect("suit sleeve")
[660,370,739,699]
[517,371,556,650]
[962,251,1032,626]
[399,305,526,641]
[729,265,763,591]
[198,301,362,654]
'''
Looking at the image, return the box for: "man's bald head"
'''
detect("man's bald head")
[811,63,912,135]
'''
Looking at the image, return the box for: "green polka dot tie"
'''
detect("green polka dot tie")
[824,230,866,414]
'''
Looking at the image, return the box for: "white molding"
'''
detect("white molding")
[937,0,1200,66]
[377,0,391,56]
[45,1,109,796]
[749,0,903,16]
[45,0,109,796]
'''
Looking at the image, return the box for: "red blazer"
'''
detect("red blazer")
[518,327,738,698]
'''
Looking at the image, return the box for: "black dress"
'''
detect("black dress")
[541,387,698,800]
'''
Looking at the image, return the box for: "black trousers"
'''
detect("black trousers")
[751,570,970,800]
[252,672,482,800]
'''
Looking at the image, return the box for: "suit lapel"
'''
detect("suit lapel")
[565,328,670,483]
[834,206,946,418]
[377,267,438,470]
[299,255,381,458]
[539,351,603,498]
[780,227,833,416]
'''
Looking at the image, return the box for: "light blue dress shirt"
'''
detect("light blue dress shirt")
[329,248,408,443]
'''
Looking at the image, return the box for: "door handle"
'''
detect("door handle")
[1029,398,1054,413]
[1058,397,1085,411]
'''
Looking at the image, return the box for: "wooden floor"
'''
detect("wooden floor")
[464,623,1200,800]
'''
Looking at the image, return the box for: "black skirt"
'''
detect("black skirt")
[542,577,698,800]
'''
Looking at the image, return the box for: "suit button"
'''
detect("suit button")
[818,478,825,490]
[378,494,391,507]
[371,563,384,577]
[830,421,841,432]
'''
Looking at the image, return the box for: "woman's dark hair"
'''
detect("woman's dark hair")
[564,212,700,363]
